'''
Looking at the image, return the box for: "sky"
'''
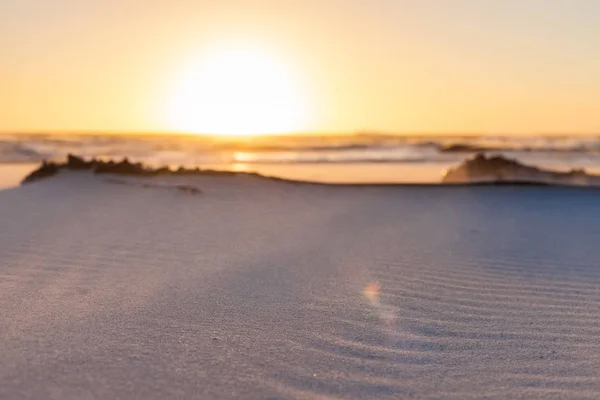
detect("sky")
[1,0,600,134]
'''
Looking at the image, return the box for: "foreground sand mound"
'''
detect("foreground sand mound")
[3,170,600,398]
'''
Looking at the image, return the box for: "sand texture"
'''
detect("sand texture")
[2,172,600,399]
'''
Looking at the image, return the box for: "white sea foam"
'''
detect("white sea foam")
[3,133,600,172]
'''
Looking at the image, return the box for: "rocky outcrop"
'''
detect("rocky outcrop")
[66,154,94,170]
[443,153,600,186]
[22,154,263,185]
[22,161,60,184]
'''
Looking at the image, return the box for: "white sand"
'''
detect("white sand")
[1,172,600,399]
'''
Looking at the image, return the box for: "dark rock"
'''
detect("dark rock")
[195,170,238,177]
[173,166,202,176]
[443,153,600,186]
[22,161,60,184]
[21,154,290,186]
[155,166,171,175]
[444,153,542,183]
[94,158,147,175]
[66,154,92,170]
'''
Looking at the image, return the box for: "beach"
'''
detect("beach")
[5,0,600,396]
[1,170,600,398]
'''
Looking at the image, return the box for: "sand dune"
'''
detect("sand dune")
[2,172,600,398]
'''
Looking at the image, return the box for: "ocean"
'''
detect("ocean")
[2,133,600,184]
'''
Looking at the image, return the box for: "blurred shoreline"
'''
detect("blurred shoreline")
[3,133,600,187]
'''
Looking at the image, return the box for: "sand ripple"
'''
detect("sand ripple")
[1,175,600,398]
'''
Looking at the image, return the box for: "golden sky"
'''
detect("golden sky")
[2,0,600,134]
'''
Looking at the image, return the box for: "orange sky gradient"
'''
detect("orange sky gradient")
[2,0,600,135]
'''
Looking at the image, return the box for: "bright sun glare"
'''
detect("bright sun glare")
[168,46,310,136]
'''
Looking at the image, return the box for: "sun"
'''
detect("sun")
[168,45,311,136]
